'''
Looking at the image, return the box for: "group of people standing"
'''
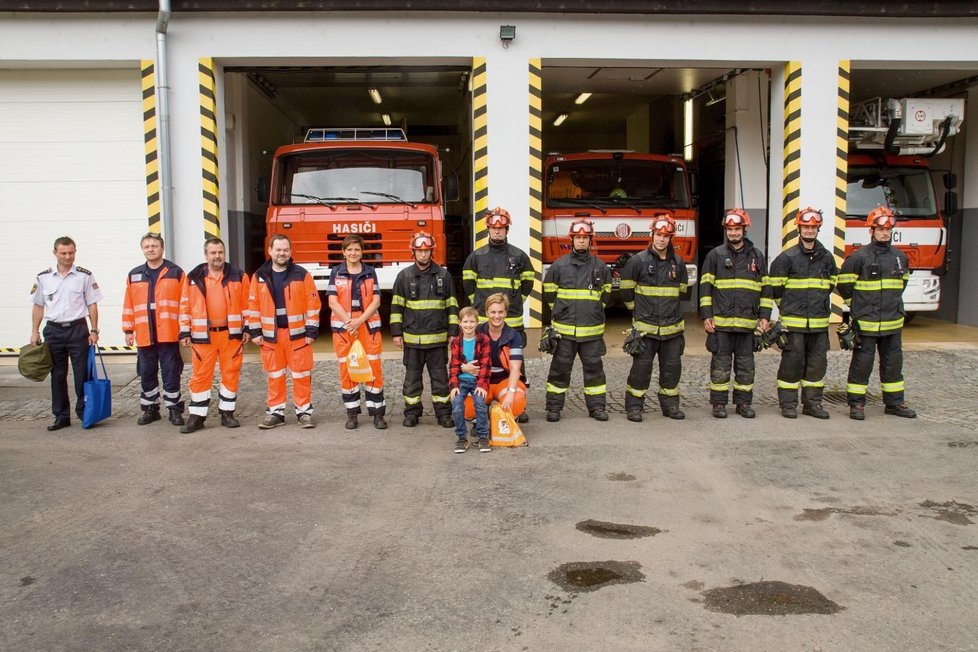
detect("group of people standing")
[29,202,915,437]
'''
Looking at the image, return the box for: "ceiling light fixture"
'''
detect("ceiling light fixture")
[553,113,569,127]
[381,113,392,126]
[574,92,592,105]
[368,88,382,104]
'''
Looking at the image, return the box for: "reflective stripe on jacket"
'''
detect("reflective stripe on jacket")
[248,260,321,342]
[122,260,184,346]
[390,262,459,348]
[837,241,909,334]
[543,251,612,341]
[327,262,381,334]
[768,240,838,332]
[619,246,688,339]
[179,263,251,344]
[698,238,773,332]
[461,242,535,329]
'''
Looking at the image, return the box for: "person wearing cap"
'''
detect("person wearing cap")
[390,231,459,429]
[837,206,916,420]
[619,214,689,422]
[542,218,613,422]
[768,208,838,419]
[699,208,773,419]
[29,236,103,431]
[121,232,186,427]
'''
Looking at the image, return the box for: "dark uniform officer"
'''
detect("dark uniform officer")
[390,231,459,428]
[837,206,916,420]
[543,218,612,422]
[768,207,838,419]
[699,209,773,419]
[620,215,688,422]
[30,236,103,431]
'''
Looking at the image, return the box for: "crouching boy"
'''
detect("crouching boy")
[449,306,492,453]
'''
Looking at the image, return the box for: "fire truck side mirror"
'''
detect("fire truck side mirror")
[443,173,460,203]
[944,190,958,218]
[255,176,269,204]
[943,172,957,190]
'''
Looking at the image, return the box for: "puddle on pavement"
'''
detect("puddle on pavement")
[920,500,976,526]
[548,561,644,592]
[794,505,896,521]
[606,472,636,481]
[575,519,662,539]
[702,581,844,616]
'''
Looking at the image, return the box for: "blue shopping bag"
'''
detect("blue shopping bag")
[82,345,112,429]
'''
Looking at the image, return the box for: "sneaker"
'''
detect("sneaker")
[478,437,492,452]
[168,409,185,427]
[546,410,560,422]
[781,405,798,419]
[345,414,358,430]
[137,407,161,426]
[802,403,830,419]
[626,410,643,423]
[589,410,609,422]
[661,406,685,420]
[258,413,285,429]
[735,404,756,419]
[373,415,388,430]
[180,415,205,434]
[884,403,917,418]
[516,412,529,424]
[849,405,865,421]
[220,411,240,428]
[454,438,469,453]
[438,415,455,429]
[402,415,418,428]
[298,414,315,429]
[712,404,727,419]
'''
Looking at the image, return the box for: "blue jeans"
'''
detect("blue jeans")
[452,376,489,439]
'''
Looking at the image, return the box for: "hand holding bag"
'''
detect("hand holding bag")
[82,345,112,429]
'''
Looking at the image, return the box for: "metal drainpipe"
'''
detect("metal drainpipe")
[156,0,174,254]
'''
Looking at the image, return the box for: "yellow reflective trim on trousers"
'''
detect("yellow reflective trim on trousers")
[402,332,448,345]
[432,394,451,403]
[714,279,762,291]
[709,382,730,392]
[713,316,758,329]
[405,299,447,310]
[546,383,569,394]
[404,395,422,404]
[556,288,602,300]
[619,279,637,290]
[626,385,647,398]
[583,384,606,395]
[635,285,680,297]
[699,296,713,307]
[634,319,684,336]
[732,382,753,392]
[800,379,824,387]
[855,317,904,333]
[777,379,801,390]
[784,278,833,290]
[658,385,680,396]
[847,383,867,395]
[880,381,905,392]
[552,320,605,337]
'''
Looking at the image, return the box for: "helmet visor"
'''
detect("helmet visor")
[411,234,435,249]
[651,218,676,235]
[723,212,748,226]
[797,210,822,225]
[568,221,594,235]
[868,213,895,228]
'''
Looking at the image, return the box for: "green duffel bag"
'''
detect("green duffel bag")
[18,342,53,382]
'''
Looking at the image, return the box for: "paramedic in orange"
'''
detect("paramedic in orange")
[178,237,251,434]
[327,234,386,430]
[249,234,321,430]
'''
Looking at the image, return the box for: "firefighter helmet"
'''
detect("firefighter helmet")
[866,206,896,228]
[485,207,512,228]
[722,208,751,228]
[794,207,824,227]
[410,231,436,251]
[650,215,677,236]
[568,218,595,237]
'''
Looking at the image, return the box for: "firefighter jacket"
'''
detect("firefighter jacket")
[326,262,382,334]
[179,263,251,344]
[122,259,184,347]
[837,240,909,335]
[768,240,838,332]
[698,238,773,332]
[543,250,612,341]
[461,242,535,328]
[619,246,688,339]
[390,262,459,348]
[248,260,321,343]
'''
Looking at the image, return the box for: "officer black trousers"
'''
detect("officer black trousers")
[402,345,451,418]
[624,335,684,413]
[709,330,755,406]
[44,321,89,421]
[137,342,185,413]
[777,331,829,408]
[545,337,607,413]
[847,332,905,407]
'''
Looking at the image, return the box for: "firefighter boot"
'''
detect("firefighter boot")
[137,405,161,425]
[661,406,685,420]
[220,411,240,428]
[712,404,727,419]
[626,410,643,423]
[884,403,917,418]
[849,405,865,421]
[735,404,756,419]
[802,403,830,419]
[781,405,798,419]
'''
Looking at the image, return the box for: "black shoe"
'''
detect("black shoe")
[180,415,205,434]
[589,410,609,422]
[137,407,161,425]
[662,406,685,420]
[47,419,70,432]
[712,404,727,419]
[478,437,492,453]
[373,415,388,430]
[802,403,830,419]
[438,415,455,429]
[220,411,240,428]
[849,405,865,421]
[781,405,798,419]
[735,404,756,419]
[626,410,643,423]
[168,410,185,426]
[454,438,469,453]
[884,403,917,418]
[346,415,358,430]
[516,412,529,424]
[402,415,418,428]
[546,410,561,422]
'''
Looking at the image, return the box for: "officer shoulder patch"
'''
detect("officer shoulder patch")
[30,283,38,295]
[76,266,93,275]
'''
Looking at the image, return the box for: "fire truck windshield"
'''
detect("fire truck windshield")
[546,159,690,208]
[277,149,435,205]
[847,166,937,219]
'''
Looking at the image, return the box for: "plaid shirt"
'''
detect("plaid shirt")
[449,332,492,392]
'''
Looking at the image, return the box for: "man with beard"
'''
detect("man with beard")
[542,218,612,423]
[768,208,838,419]
[837,206,916,420]
[699,209,772,418]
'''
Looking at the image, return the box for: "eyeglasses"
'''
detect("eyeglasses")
[569,221,594,235]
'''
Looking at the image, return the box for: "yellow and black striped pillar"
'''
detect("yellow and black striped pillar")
[781,62,802,251]
[199,58,220,240]
[471,57,489,250]
[527,58,545,328]
[141,60,161,234]
[832,61,851,320]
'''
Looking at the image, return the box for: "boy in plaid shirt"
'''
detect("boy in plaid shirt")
[449,306,492,453]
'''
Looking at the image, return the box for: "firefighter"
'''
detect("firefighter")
[178,238,251,434]
[837,206,916,420]
[620,214,688,422]
[122,232,185,426]
[768,208,838,419]
[390,231,459,428]
[249,234,321,430]
[699,209,773,418]
[542,218,612,422]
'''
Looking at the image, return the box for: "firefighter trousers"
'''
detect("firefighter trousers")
[777,331,829,408]
[847,331,905,407]
[334,325,385,416]
[624,334,684,413]
[402,345,451,418]
[259,327,314,416]
[709,330,755,406]
[137,342,185,413]
[188,330,243,418]
[545,337,607,413]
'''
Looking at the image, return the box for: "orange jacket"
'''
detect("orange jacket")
[327,262,382,334]
[122,260,184,346]
[179,263,251,344]
[248,260,321,342]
